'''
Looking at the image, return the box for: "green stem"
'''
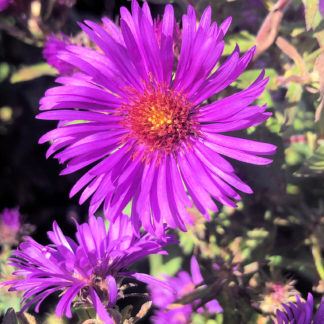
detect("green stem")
[311,234,324,281]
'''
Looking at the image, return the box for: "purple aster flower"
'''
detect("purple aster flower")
[273,293,324,324]
[1,214,176,323]
[38,1,276,237]
[43,33,75,74]
[150,256,222,323]
[0,207,21,244]
[0,0,11,11]
[0,207,21,233]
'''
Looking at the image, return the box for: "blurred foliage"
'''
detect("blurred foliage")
[10,63,56,83]
[1,0,324,323]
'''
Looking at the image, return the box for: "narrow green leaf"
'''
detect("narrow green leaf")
[0,63,10,82]
[302,0,320,31]
[235,69,278,90]
[222,31,256,56]
[10,63,57,83]
[295,143,324,176]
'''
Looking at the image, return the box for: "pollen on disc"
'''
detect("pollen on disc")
[121,86,198,155]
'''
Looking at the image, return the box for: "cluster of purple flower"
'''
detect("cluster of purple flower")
[2,0,282,322]
[149,256,222,323]
[3,214,176,322]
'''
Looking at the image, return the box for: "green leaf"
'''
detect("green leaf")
[222,31,256,56]
[302,0,321,31]
[235,69,278,90]
[286,82,303,103]
[162,257,182,277]
[285,143,312,166]
[192,314,206,324]
[295,143,324,176]
[10,63,57,83]
[267,255,283,266]
[149,254,163,277]
[74,306,97,322]
[0,63,10,82]
[179,231,195,254]
[149,254,182,277]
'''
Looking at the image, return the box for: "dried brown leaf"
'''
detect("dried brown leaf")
[17,312,37,324]
[134,301,152,320]
[276,37,306,75]
[315,54,324,137]
[254,0,292,59]
[123,301,152,324]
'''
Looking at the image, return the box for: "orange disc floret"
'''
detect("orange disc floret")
[121,85,198,155]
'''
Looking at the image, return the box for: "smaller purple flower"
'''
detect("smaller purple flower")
[150,256,222,323]
[2,214,176,323]
[0,207,20,233]
[43,33,75,74]
[0,207,21,244]
[273,293,324,324]
[0,0,11,11]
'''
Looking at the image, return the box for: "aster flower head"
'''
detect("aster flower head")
[150,256,222,323]
[1,214,176,323]
[38,0,276,237]
[43,33,74,74]
[0,207,22,245]
[273,294,324,324]
[0,207,21,233]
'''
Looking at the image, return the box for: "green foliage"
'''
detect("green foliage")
[191,314,223,324]
[149,254,182,277]
[295,142,324,175]
[0,63,10,82]
[222,31,256,56]
[0,251,22,314]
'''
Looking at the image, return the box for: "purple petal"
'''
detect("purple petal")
[89,287,114,324]
[190,256,203,285]
[56,282,85,318]
[106,275,118,308]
